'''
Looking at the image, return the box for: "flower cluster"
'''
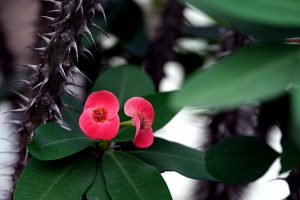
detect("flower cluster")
[79,90,154,148]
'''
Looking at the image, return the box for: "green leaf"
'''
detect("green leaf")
[147,92,180,131]
[172,44,300,111]
[14,154,96,200]
[291,88,300,148]
[280,132,300,173]
[87,163,111,200]
[103,151,172,200]
[61,94,83,113]
[205,136,279,184]
[112,126,135,143]
[113,92,180,142]
[91,65,155,106]
[180,0,300,40]
[280,88,300,172]
[129,138,214,180]
[28,109,94,160]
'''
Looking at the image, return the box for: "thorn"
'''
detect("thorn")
[2,120,23,125]
[63,12,71,21]
[9,80,32,87]
[51,19,66,27]
[79,6,84,16]
[90,8,96,18]
[95,3,107,27]
[43,32,56,37]
[81,32,92,47]
[47,9,61,14]
[11,90,30,103]
[80,46,93,59]
[82,25,96,48]
[79,51,91,61]
[36,33,51,44]
[64,87,83,102]
[92,23,109,38]
[58,63,67,79]
[0,137,16,144]
[51,103,62,119]
[25,46,46,54]
[29,73,39,83]
[67,71,75,84]
[32,76,49,90]
[25,97,38,112]
[71,65,91,83]
[41,15,56,22]
[17,102,26,108]
[16,64,38,71]
[23,150,30,165]
[7,128,24,137]
[76,0,83,12]
[32,81,43,90]
[0,150,21,153]
[1,107,26,114]
[54,115,71,131]
[0,163,18,169]
[66,82,84,88]
[69,40,78,61]
[43,0,62,8]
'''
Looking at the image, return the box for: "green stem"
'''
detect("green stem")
[99,140,110,150]
[120,120,133,126]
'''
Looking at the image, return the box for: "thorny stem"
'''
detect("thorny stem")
[10,0,106,196]
[194,30,255,200]
[144,0,184,91]
[0,14,19,200]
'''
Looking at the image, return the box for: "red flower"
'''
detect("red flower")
[124,97,154,148]
[79,90,120,140]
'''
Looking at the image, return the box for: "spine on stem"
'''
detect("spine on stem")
[7,0,106,195]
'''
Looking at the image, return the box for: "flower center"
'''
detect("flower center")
[92,108,108,122]
[138,113,147,129]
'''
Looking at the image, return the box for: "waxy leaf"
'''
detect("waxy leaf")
[180,0,300,40]
[113,126,135,142]
[92,65,155,106]
[87,163,111,200]
[290,88,300,149]
[28,108,93,160]
[130,138,214,180]
[14,155,96,200]
[206,136,279,184]
[147,92,180,131]
[280,132,300,173]
[103,151,172,200]
[172,44,300,111]
[280,88,300,172]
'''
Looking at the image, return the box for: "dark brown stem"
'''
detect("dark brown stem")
[11,0,106,195]
[194,30,256,200]
[144,0,184,90]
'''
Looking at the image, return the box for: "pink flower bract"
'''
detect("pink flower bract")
[124,97,154,148]
[79,90,120,140]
